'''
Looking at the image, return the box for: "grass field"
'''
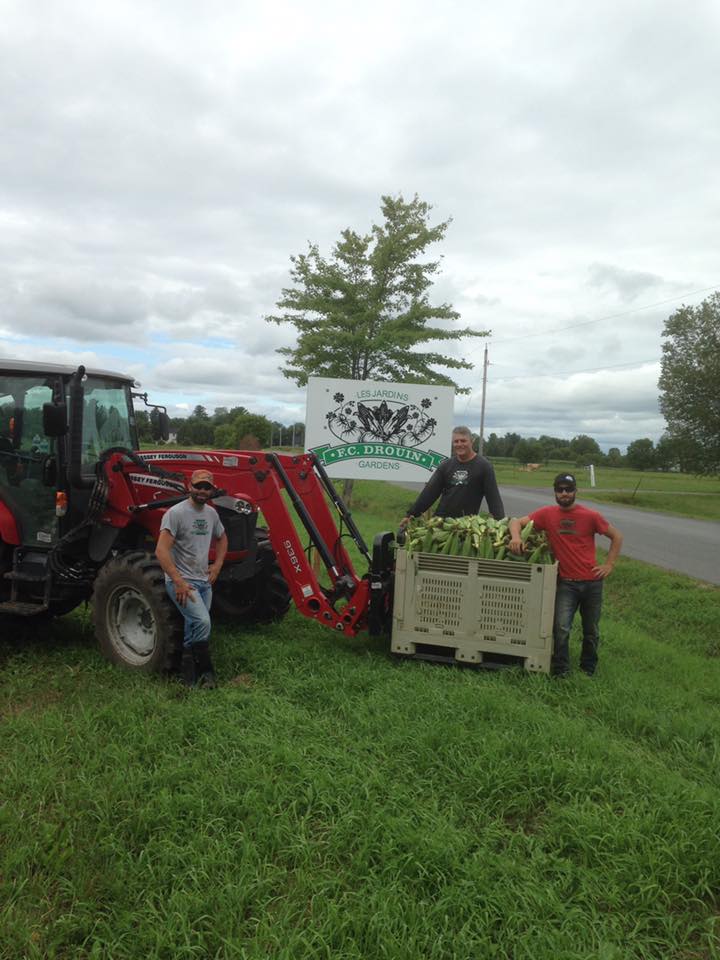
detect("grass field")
[1,481,719,959]
[491,462,720,521]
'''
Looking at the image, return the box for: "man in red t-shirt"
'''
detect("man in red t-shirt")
[508,473,623,677]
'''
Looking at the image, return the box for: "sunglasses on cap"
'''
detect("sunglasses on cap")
[191,481,214,491]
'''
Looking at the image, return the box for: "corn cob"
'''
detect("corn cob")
[405,514,554,565]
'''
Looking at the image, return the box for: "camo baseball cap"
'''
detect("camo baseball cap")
[553,473,577,489]
[190,468,215,486]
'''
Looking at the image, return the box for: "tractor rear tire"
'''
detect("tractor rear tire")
[212,538,291,625]
[92,551,183,673]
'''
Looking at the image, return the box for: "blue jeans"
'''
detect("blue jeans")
[553,579,604,675]
[166,579,213,649]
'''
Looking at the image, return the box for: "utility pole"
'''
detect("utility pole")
[478,344,489,456]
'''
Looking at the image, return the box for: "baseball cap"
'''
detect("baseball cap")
[553,473,576,490]
[190,468,215,487]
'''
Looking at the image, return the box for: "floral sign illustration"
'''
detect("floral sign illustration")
[326,393,437,446]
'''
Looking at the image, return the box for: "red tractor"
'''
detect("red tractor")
[0,360,396,671]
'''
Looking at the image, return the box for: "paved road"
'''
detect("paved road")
[399,483,720,585]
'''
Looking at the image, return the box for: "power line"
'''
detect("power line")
[490,356,661,382]
[463,356,661,410]
[460,282,717,421]
[482,283,720,348]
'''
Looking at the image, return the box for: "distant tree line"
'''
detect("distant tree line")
[135,405,697,473]
[135,406,695,470]
[480,431,697,472]
[135,406,305,449]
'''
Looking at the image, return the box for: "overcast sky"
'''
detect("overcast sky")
[1,0,718,451]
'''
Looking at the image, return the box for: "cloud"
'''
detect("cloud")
[1,0,718,448]
[0,272,149,343]
[470,363,663,449]
[587,263,665,302]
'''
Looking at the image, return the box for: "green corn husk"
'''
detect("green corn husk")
[441,531,458,555]
[405,513,554,565]
[421,528,434,552]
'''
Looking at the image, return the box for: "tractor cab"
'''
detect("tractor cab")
[0,361,139,547]
[0,360,167,615]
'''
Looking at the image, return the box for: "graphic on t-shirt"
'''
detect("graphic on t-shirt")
[559,517,576,535]
[192,518,209,535]
[450,469,469,486]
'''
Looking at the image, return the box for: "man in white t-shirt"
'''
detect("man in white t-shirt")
[156,468,228,687]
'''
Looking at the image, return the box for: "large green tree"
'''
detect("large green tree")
[214,413,272,449]
[514,438,545,463]
[569,434,601,457]
[266,194,487,391]
[626,437,656,471]
[658,292,720,474]
[134,409,152,443]
[176,413,213,446]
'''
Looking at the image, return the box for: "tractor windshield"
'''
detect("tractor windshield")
[78,377,136,476]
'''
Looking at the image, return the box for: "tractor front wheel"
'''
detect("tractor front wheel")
[93,552,183,672]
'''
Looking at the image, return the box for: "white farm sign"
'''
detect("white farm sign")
[305,377,454,481]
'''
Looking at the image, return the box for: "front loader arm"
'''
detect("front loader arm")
[100,450,379,637]
[241,453,371,636]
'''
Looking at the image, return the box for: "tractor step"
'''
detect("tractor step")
[4,571,48,583]
[0,601,50,616]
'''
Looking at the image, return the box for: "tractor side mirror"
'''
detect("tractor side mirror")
[42,402,68,437]
[150,408,170,442]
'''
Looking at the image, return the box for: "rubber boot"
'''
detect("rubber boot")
[181,647,197,687]
[192,642,217,689]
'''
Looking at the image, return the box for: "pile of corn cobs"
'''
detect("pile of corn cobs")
[404,514,554,564]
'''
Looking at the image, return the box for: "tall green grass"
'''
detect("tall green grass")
[493,463,720,494]
[1,481,719,960]
[492,463,720,521]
